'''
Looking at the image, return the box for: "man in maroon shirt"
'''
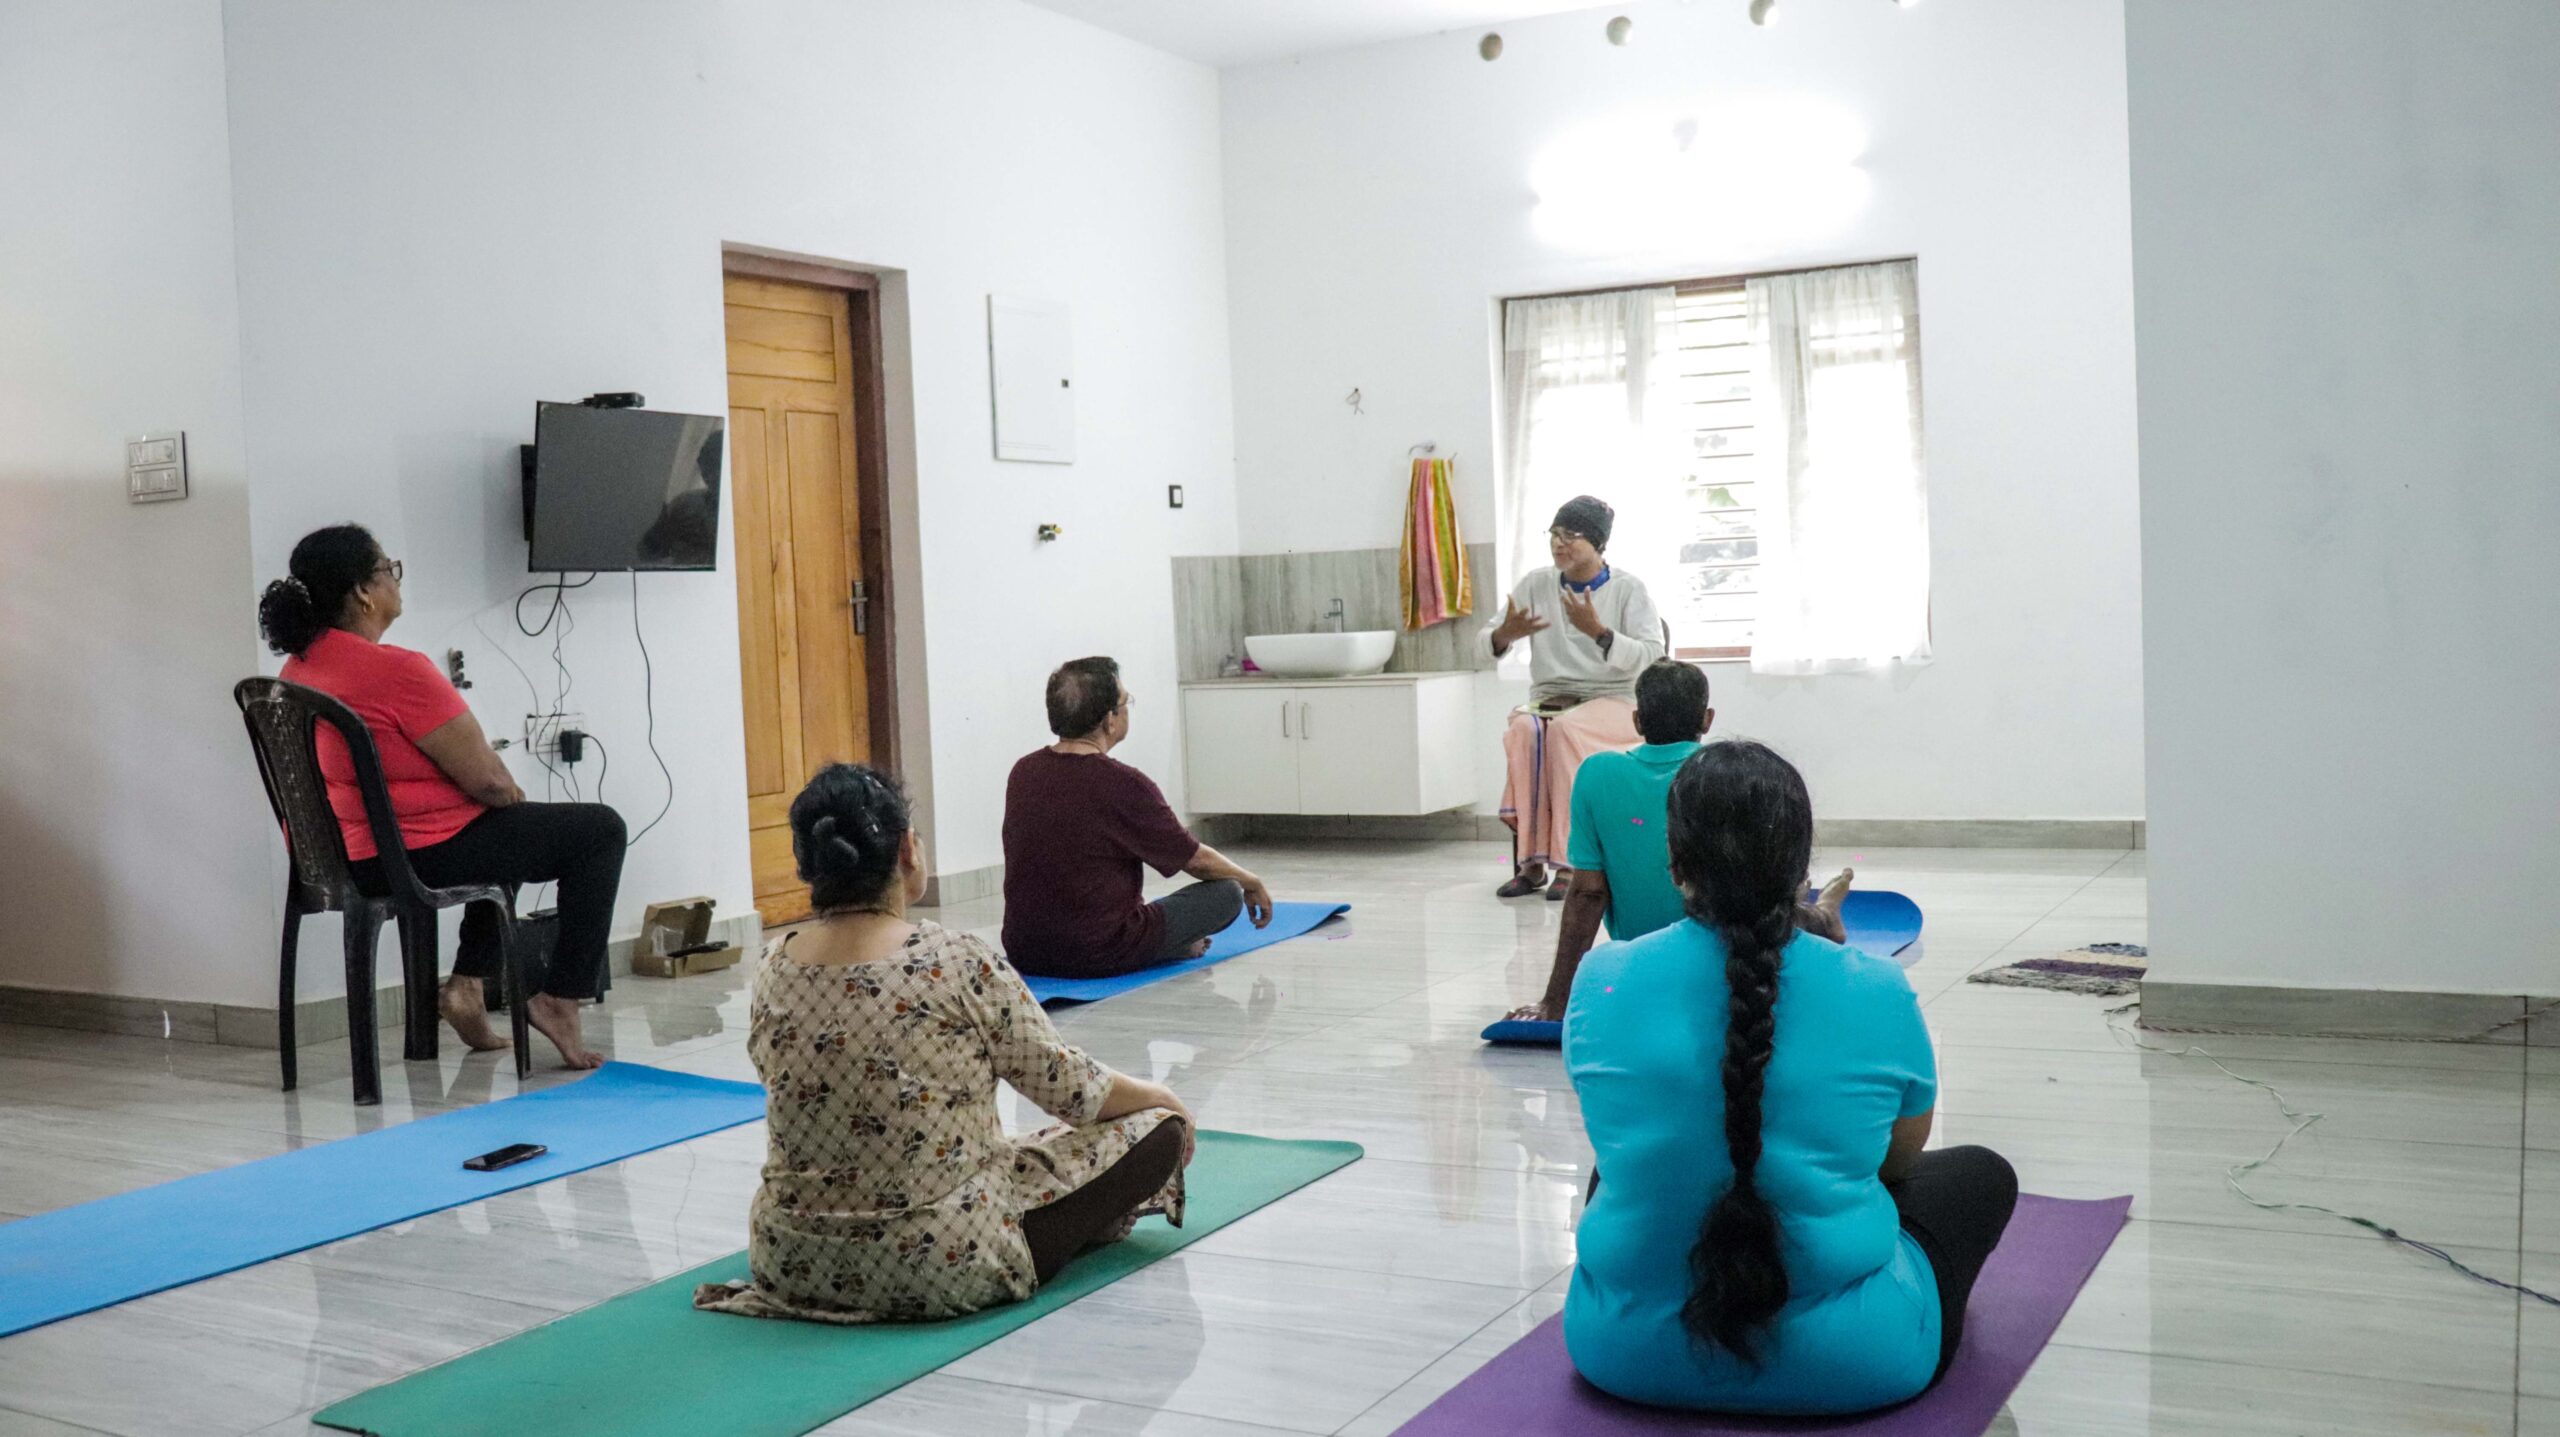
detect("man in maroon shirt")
[1002,657,1273,978]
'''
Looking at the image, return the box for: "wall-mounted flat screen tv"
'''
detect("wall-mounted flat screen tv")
[527,402,725,572]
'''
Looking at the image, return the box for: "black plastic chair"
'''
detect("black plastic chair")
[233,677,532,1105]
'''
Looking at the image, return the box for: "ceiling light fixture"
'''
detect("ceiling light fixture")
[1749,0,1778,24]
[1479,31,1504,60]
[1606,15,1634,45]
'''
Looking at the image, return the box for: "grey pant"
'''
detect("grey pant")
[1147,879,1246,962]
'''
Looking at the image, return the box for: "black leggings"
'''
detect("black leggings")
[1021,1118,1188,1283]
[1145,879,1245,963]
[351,802,627,1001]
[1889,1145,2020,1381]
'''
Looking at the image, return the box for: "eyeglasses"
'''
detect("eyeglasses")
[374,559,404,583]
[1548,528,1588,546]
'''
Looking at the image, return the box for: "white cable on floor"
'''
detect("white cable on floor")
[2105,1000,2557,1309]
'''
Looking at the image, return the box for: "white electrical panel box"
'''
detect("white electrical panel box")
[987,295,1075,464]
[127,432,188,504]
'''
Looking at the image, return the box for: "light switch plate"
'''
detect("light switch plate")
[127,431,188,504]
[1168,484,1185,509]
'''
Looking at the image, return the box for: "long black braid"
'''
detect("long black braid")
[1667,740,1816,1366]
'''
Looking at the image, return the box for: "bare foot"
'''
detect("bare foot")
[1179,937,1212,960]
[526,993,604,1070]
[1503,1001,1559,1024]
[436,978,512,1053]
[1815,867,1856,914]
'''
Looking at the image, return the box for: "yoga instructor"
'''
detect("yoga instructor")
[1486,495,1664,899]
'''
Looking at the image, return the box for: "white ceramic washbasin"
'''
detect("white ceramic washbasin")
[1245,630,1397,678]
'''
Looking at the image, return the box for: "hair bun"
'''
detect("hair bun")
[256,575,325,657]
[808,814,865,874]
[788,762,912,913]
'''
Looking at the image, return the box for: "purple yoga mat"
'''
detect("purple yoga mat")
[1394,1194,2130,1437]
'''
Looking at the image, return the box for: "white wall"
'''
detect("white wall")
[0,0,1239,1010]
[2128,1,2560,994]
[0,1,278,1006]
[1220,0,2145,821]
[217,0,1241,1003]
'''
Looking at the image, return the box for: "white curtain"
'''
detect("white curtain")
[1747,259,1932,676]
[1496,288,1686,604]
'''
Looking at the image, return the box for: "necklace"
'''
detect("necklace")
[814,904,903,923]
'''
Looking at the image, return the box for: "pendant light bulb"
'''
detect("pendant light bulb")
[1605,15,1634,45]
[1749,0,1779,26]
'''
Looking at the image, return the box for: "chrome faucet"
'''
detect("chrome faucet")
[1323,598,1346,633]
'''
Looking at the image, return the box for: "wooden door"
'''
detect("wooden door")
[724,273,871,923]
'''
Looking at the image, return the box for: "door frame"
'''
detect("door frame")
[719,246,902,779]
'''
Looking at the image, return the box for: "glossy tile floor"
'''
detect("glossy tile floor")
[3,840,2554,1436]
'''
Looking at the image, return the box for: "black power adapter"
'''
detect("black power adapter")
[557,729,588,765]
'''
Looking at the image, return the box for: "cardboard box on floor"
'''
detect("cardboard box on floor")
[631,895,743,978]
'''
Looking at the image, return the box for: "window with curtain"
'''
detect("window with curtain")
[1496,259,1929,674]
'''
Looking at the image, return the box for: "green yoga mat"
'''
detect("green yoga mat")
[316,1132,1361,1437]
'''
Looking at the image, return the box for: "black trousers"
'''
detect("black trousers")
[1145,879,1244,963]
[1889,1145,2021,1381]
[1020,1118,1188,1283]
[351,802,627,1001]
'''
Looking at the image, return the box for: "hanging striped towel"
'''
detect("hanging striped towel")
[1398,456,1474,630]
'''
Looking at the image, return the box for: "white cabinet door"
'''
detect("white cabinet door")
[1294,685,1421,815]
[1182,686,1301,814]
[1411,675,1476,812]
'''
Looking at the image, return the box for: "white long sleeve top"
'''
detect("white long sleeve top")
[1480,565,1667,704]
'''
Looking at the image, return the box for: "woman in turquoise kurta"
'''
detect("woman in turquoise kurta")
[1563,741,2018,1416]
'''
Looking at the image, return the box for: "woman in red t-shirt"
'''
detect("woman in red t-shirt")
[259,524,622,1070]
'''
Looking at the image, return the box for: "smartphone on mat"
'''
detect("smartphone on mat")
[462,1143,548,1172]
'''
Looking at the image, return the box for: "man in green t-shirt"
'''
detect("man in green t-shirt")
[1504,660,1851,1024]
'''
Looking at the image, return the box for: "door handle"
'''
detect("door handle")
[1300,701,1311,739]
[1280,702,1290,739]
[847,578,869,636]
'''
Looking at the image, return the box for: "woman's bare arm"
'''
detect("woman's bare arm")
[1879,1109,1934,1184]
[1098,1071,1189,1125]
[415,711,525,808]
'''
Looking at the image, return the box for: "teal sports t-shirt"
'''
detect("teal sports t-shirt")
[1564,741,1697,940]
[1563,922,1941,1415]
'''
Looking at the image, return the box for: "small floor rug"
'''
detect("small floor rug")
[1022,901,1351,1005]
[0,1062,764,1339]
[1968,944,2148,997]
[1392,1193,2130,1436]
[313,1131,1362,1437]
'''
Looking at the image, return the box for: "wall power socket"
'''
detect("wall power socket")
[524,712,586,762]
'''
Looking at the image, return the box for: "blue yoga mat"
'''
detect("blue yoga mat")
[1837,888,1925,961]
[0,1061,764,1338]
[1483,890,1926,1046]
[1023,901,1351,1005]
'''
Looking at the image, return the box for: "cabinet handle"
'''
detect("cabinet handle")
[1300,701,1312,739]
[1280,702,1290,739]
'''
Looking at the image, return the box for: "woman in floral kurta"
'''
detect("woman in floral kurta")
[695,764,1192,1325]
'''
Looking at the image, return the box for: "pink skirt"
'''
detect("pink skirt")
[1498,697,1639,868]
